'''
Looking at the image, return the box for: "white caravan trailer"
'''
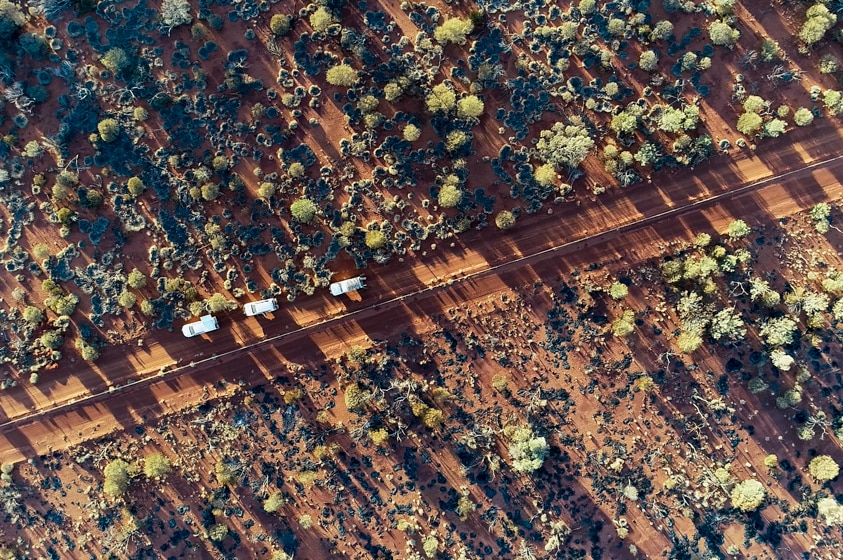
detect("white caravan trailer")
[182,315,219,337]
[244,298,279,317]
[330,276,366,296]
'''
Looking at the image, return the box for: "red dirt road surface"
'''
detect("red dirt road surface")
[2,120,842,463]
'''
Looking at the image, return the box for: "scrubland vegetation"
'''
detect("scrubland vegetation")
[1,0,843,558]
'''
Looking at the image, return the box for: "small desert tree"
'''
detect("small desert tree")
[794,107,815,127]
[495,210,516,230]
[800,4,837,46]
[205,293,237,313]
[809,455,840,482]
[708,20,740,47]
[22,306,44,325]
[101,48,130,76]
[365,229,387,250]
[725,219,751,240]
[639,50,658,72]
[434,18,473,45]
[103,459,131,497]
[730,479,766,511]
[536,121,595,168]
[326,64,359,87]
[127,176,146,197]
[270,14,292,36]
[438,184,463,208]
[98,118,120,143]
[160,0,192,33]
[290,198,317,223]
[264,492,285,513]
[456,95,484,119]
[426,83,457,114]
[507,426,549,473]
[127,269,147,289]
[309,6,334,32]
[143,453,172,479]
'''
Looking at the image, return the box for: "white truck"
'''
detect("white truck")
[244,298,278,317]
[330,276,366,296]
[181,315,219,338]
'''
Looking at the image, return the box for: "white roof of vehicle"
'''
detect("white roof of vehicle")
[244,298,278,316]
[181,315,219,337]
[330,276,366,296]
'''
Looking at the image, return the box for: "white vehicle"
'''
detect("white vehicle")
[330,276,366,296]
[244,298,279,317]
[181,315,219,338]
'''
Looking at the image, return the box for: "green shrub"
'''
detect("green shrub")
[800,4,837,45]
[403,124,421,142]
[434,18,474,45]
[127,176,146,197]
[39,330,64,350]
[365,229,387,250]
[731,479,766,511]
[76,338,100,362]
[495,210,516,230]
[118,291,136,308]
[533,163,556,186]
[103,459,130,497]
[101,47,129,75]
[425,83,457,114]
[290,198,317,223]
[98,118,120,142]
[794,107,814,126]
[22,305,45,325]
[270,14,292,36]
[507,426,549,472]
[708,20,740,47]
[264,492,285,513]
[143,453,171,479]
[736,112,763,135]
[456,95,484,119]
[201,182,220,201]
[288,162,305,178]
[127,269,147,289]
[309,6,334,32]
[438,184,462,208]
[639,50,658,72]
[46,293,79,316]
[325,64,359,86]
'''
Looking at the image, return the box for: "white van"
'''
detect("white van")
[182,315,219,337]
[330,276,366,296]
[244,298,278,317]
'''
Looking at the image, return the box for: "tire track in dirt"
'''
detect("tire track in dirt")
[2,145,842,461]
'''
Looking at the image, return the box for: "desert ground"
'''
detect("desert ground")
[2,0,843,558]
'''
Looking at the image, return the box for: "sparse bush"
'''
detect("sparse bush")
[0,1,25,45]
[434,18,474,45]
[810,202,831,233]
[365,229,387,250]
[817,497,843,526]
[98,118,120,143]
[288,162,305,178]
[708,20,740,47]
[819,53,840,74]
[325,64,359,87]
[495,210,516,230]
[208,524,229,542]
[103,459,130,497]
[143,453,171,479]
[809,455,840,482]
[403,124,421,142]
[456,95,484,119]
[611,310,636,337]
[127,176,146,197]
[264,492,284,513]
[127,269,147,289]
[205,293,236,313]
[438,184,462,208]
[270,14,292,36]
[257,182,276,199]
[426,83,457,114]
[160,0,192,32]
[731,479,766,511]
[794,107,815,127]
[309,6,334,33]
[290,198,317,223]
[100,47,129,75]
[759,316,798,346]
[22,306,44,325]
[508,425,549,472]
[201,182,220,201]
[214,460,236,485]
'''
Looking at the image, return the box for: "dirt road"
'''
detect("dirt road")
[1,121,841,462]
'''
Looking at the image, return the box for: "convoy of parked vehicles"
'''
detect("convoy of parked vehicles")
[182,276,366,337]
